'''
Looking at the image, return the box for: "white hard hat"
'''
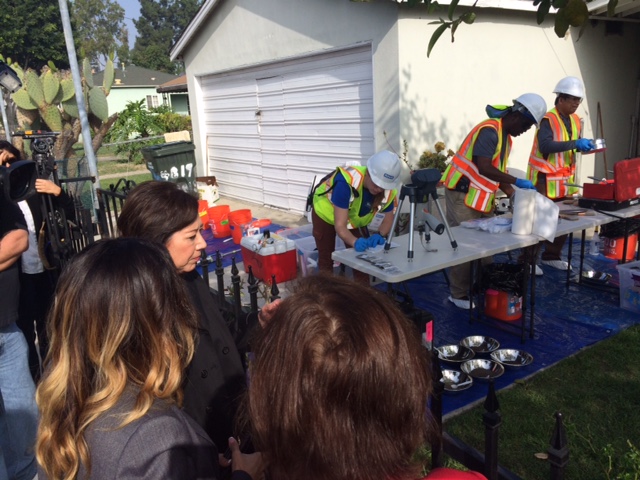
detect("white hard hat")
[366,150,402,190]
[553,76,585,98]
[513,93,547,125]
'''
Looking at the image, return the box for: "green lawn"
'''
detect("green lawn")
[442,324,640,479]
[98,172,152,191]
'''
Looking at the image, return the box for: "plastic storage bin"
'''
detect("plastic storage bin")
[616,260,640,313]
[142,141,197,193]
[278,224,345,276]
[240,234,297,283]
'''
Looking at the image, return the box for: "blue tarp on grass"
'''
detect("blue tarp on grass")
[378,240,640,416]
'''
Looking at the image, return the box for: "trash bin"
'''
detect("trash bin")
[141,141,197,193]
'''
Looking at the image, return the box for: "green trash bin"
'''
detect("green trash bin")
[141,141,197,193]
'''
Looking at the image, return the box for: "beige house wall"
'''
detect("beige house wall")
[398,8,640,182]
[178,0,640,182]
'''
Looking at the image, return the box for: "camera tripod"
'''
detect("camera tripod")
[384,169,457,261]
[16,130,74,272]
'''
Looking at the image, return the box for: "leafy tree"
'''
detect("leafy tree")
[71,0,129,68]
[0,0,70,70]
[131,0,202,74]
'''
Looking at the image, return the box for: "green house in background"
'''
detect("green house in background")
[157,75,189,115]
[93,65,187,115]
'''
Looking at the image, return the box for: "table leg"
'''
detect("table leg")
[566,232,574,288]
[578,230,586,282]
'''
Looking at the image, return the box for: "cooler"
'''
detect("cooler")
[240,234,297,283]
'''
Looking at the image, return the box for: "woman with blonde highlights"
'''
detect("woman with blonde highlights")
[35,238,258,479]
[245,274,486,480]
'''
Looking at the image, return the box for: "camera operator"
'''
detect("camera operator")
[0,145,38,480]
[0,140,74,381]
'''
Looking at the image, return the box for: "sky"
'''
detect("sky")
[117,0,141,47]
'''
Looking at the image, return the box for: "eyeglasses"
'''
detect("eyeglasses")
[561,94,583,104]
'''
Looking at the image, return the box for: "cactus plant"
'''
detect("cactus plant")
[9,56,118,162]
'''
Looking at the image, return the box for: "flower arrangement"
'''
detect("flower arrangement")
[417,142,455,172]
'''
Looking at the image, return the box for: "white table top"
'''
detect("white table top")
[332,201,640,284]
[332,226,540,283]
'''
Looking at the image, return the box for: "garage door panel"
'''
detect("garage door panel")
[201,45,373,214]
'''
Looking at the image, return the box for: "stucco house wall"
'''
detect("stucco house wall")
[398,6,640,180]
[176,0,400,178]
[174,0,640,185]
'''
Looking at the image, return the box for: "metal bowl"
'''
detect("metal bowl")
[584,138,606,154]
[461,359,505,380]
[490,349,534,368]
[440,369,473,393]
[460,335,500,354]
[581,270,612,285]
[436,345,475,363]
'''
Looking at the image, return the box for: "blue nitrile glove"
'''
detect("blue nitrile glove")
[367,233,386,248]
[515,178,536,190]
[354,237,369,252]
[576,138,595,152]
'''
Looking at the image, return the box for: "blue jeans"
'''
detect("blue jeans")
[0,323,38,480]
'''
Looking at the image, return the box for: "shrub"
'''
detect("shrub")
[417,142,455,172]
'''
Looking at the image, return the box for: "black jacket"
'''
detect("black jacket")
[181,270,248,451]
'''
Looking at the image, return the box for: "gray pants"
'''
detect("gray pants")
[444,189,494,299]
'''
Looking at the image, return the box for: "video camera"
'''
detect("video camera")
[0,160,36,203]
[409,168,442,202]
[14,130,60,178]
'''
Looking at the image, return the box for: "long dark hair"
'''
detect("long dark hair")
[36,238,198,479]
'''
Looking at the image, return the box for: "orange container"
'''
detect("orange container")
[603,233,638,261]
[208,205,231,238]
[228,209,253,244]
[198,200,210,228]
[484,289,522,321]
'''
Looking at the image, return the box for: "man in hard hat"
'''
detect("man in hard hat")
[312,150,401,283]
[441,93,547,309]
[527,76,595,271]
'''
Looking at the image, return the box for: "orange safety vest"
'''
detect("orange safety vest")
[441,119,512,213]
[527,109,581,199]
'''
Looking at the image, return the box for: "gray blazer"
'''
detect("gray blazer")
[39,393,221,479]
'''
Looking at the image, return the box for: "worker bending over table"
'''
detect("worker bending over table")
[312,150,402,283]
[441,93,547,310]
[527,76,595,272]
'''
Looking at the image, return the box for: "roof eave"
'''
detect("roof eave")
[170,0,222,61]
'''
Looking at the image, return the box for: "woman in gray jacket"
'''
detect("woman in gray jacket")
[35,238,262,479]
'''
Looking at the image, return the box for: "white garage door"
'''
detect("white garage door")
[200,44,374,214]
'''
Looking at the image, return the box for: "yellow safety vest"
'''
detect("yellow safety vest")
[441,119,512,213]
[313,166,396,229]
[527,109,581,199]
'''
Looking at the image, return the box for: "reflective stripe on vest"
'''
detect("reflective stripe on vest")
[442,118,511,213]
[313,166,396,229]
[527,109,581,199]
